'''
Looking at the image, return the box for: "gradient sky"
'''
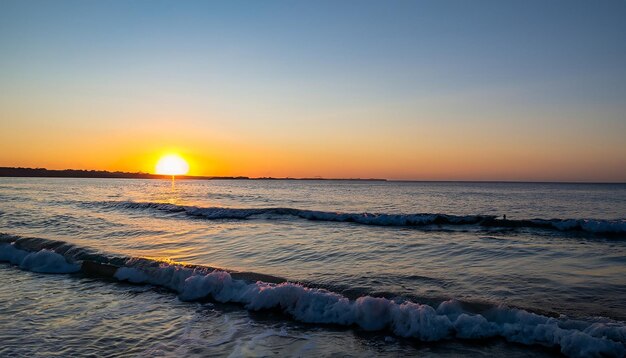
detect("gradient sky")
[1,0,625,181]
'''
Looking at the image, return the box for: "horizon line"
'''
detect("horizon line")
[0,166,624,185]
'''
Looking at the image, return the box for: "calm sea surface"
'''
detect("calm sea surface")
[1,178,625,357]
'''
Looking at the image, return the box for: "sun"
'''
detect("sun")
[155,154,189,176]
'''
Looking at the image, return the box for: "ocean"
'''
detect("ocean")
[0,178,624,357]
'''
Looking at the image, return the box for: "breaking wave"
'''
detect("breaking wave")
[1,233,624,358]
[0,243,80,274]
[101,201,626,235]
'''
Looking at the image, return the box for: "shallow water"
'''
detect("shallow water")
[0,268,562,357]
[0,178,625,357]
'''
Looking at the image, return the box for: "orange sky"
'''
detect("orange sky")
[1,105,624,181]
[1,78,624,181]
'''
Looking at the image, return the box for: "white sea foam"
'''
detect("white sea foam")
[0,242,28,265]
[544,219,626,234]
[109,201,626,235]
[0,243,80,273]
[114,264,626,358]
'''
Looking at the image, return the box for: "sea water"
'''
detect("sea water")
[0,178,624,357]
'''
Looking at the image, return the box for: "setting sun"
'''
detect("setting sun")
[155,154,189,176]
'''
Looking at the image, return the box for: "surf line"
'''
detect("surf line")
[0,235,625,358]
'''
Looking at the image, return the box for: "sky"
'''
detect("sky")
[1,0,625,182]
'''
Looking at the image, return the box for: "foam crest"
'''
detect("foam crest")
[107,201,626,235]
[115,263,626,357]
[0,243,80,273]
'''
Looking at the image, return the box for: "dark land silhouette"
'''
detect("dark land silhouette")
[0,167,386,181]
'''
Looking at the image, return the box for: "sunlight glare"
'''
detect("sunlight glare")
[155,154,189,176]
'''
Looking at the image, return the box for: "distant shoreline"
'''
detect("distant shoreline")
[0,167,623,184]
[0,167,387,182]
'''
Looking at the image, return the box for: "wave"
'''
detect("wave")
[0,242,80,274]
[0,233,624,357]
[100,201,626,235]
